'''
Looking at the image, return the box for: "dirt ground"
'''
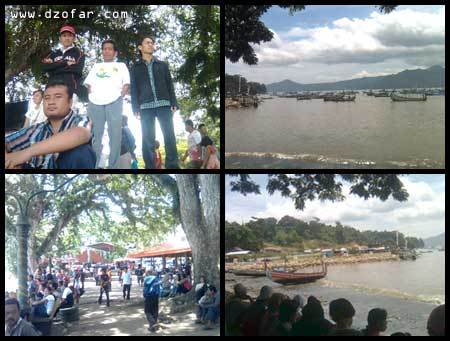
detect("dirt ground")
[62,277,219,336]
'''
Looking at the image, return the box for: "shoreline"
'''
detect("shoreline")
[224,154,444,169]
[226,252,400,273]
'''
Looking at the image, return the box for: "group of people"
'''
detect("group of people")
[195,275,220,330]
[5,24,218,169]
[225,283,446,336]
[5,266,80,336]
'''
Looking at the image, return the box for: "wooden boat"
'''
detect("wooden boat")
[373,91,391,97]
[324,95,355,102]
[297,95,312,100]
[230,270,267,277]
[391,93,427,102]
[268,261,327,285]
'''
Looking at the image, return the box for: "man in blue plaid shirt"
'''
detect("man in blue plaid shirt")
[5,81,96,169]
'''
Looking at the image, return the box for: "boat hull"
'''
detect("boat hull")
[391,94,427,102]
[231,270,266,277]
[269,271,326,285]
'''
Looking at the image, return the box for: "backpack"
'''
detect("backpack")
[143,276,160,297]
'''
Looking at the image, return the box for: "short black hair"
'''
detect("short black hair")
[45,81,73,100]
[102,39,117,52]
[32,89,43,96]
[185,119,194,127]
[138,34,155,46]
[208,285,217,293]
[5,298,20,311]
[368,308,387,326]
[198,124,205,129]
[137,34,156,56]
[329,298,355,321]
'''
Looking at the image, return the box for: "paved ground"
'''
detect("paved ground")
[62,276,219,336]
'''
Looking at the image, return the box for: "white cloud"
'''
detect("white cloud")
[226,175,445,239]
[248,6,445,75]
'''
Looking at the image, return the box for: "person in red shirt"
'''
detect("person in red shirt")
[154,140,163,169]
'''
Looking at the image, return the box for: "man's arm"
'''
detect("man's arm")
[5,126,91,168]
[165,62,178,109]
[64,51,85,76]
[130,66,140,116]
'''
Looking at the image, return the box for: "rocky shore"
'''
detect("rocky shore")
[226,252,399,273]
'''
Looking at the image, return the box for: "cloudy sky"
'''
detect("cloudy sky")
[225,175,445,239]
[225,5,445,84]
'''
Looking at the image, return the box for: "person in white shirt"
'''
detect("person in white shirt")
[31,286,54,317]
[181,119,202,169]
[61,282,74,308]
[122,267,132,300]
[23,90,45,128]
[84,39,130,168]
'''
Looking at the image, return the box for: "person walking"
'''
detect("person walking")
[122,267,132,300]
[98,269,110,307]
[143,270,161,333]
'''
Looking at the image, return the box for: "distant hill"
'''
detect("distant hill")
[423,232,445,249]
[266,65,445,92]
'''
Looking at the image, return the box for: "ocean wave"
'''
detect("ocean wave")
[320,279,444,305]
[225,152,444,169]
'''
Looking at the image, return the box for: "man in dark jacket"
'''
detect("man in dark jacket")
[41,24,85,99]
[130,35,179,169]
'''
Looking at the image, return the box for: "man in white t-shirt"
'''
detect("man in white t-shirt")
[23,89,45,128]
[84,39,130,168]
[60,282,74,309]
[181,119,202,169]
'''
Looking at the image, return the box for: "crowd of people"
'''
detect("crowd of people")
[225,283,445,336]
[5,24,219,170]
[5,266,81,336]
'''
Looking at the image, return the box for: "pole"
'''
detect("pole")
[16,212,30,315]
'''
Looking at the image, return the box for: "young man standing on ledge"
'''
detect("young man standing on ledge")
[41,24,85,101]
[130,35,179,169]
[5,82,96,169]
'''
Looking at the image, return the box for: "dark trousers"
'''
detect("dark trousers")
[144,295,159,327]
[98,287,110,306]
[57,143,97,169]
[140,107,179,169]
[123,284,131,300]
[137,276,144,287]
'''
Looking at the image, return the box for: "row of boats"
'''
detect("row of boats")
[293,91,429,102]
[228,260,328,285]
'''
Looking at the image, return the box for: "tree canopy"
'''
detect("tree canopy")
[5,174,175,274]
[225,216,424,252]
[229,174,409,210]
[225,5,398,65]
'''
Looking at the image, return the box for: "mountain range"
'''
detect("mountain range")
[266,65,445,93]
[423,232,445,249]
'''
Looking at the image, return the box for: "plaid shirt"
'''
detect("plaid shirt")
[5,110,92,169]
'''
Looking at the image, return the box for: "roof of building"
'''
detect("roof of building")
[127,242,191,258]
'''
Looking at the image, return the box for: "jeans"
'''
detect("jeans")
[56,143,96,169]
[123,284,131,300]
[88,97,123,168]
[140,106,179,169]
[205,306,219,322]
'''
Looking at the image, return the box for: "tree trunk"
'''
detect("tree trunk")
[175,175,220,288]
